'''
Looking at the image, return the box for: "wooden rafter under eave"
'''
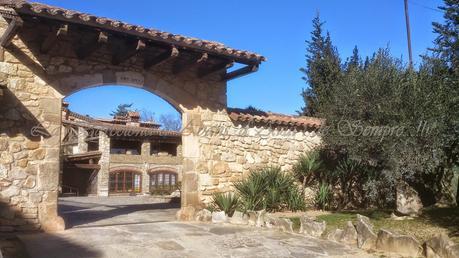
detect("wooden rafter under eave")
[144,46,179,69]
[40,23,68,54]
[221,64,259,81]
[0,14,23,48]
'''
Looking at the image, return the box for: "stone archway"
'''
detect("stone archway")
[0,2,264,232]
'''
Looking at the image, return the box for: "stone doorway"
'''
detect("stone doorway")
[0,1,263,232]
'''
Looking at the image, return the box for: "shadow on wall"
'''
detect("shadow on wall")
[58,198,180,228]
[0,206,101,258]
[0,87,50,140]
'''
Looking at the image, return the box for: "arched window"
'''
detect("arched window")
[149,170,178,194]
[109,169,142,194]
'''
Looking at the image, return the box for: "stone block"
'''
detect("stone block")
[355,214,377,250]
[176,206,196,221]
[425,233,459,258]
[229,211,248,225]
[211,211,227,223]
[375,229,422,257]
[195,209,212,222]
[247,210,266,227]
[396,181,423,216]
[299,215,326,237]
[278,218,293,233]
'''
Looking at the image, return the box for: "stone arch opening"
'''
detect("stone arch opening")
[59,84,184,227]
[0,1,264,232]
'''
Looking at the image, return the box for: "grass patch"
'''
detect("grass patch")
[312,207,459,244]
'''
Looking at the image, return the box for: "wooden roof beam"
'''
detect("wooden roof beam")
[144,46,179,69]
[0,15,23,48]
[40,24,68,54]
[198,61,234,78]
[75,31,108,59]
[65,163,101,170]
[221,64,259,81]
[112,39,145,65]
[173,52,208,75]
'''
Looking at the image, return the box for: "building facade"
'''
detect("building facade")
[61,105,182,197]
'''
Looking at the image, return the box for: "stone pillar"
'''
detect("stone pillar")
[177,111,203,220]
[77,127,88,154]
[97,131,110,196]
[141,140,151,157]
[37,97,65,232]
[142,164,150,195]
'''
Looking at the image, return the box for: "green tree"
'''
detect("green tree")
[110,103,133,117]
[299,14,342,116]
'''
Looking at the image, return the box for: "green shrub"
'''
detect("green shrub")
[234,166,306,212]
[315,183,332,210]
[293,151,323,190]
[211,192,239,216]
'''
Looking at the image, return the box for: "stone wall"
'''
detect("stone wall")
[0,14,225,231]
[185,110,322,205]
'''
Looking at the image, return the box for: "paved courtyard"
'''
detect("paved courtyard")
[15,197,373,258]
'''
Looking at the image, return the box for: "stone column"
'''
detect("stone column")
[37,97,66,232]
[97,131,110,196]
[177,111,203,220]
[141,140,151,157]
[77,127,88,154]
[142,164,150,195]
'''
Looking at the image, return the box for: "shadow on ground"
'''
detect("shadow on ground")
[58,197,180,229]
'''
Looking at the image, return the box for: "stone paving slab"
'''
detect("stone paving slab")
[16,197,375,258]
[18,222,375,258]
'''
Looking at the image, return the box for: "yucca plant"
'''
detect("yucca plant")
[286,188,306,211]
[211,192,239,216]
[315,183,331,210]
[233,170,267,211]
[235,166,306,212]
[293,151,323,192]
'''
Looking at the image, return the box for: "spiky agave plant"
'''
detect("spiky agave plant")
[211,192,240,216]
[293,151,323,192]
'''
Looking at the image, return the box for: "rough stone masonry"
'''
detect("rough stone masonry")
[0,1,320,232]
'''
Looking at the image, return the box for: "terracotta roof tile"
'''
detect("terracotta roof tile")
[1,0,265,64]
[227,108,322,130]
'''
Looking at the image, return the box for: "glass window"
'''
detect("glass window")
[109,171,141,193]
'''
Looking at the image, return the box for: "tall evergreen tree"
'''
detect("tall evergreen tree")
[430,0,459,74]
[299,14,342,116]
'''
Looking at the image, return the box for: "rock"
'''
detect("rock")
[396,181,423,216]
[247,210,266,227]
[0,152,13,165]
[390,212,414,221]
[299,215,326,237]
[0,186,20,198]
[355,214,377,250]
[194,209,212,222]
[212,211,228,223]
[229,211,248,225]
[375,229,422,257]
[29,149,46,160]
[176,206,195,221]
[9,168,27,180]
[0,138,8,151]
[25,141,40,150]
[425,233,459,258]
[264,214,280,229]
[278,218,293,233]
[340,221,358,246]
[327,229,344,242]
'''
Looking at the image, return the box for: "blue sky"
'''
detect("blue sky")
[52,0,445,118]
